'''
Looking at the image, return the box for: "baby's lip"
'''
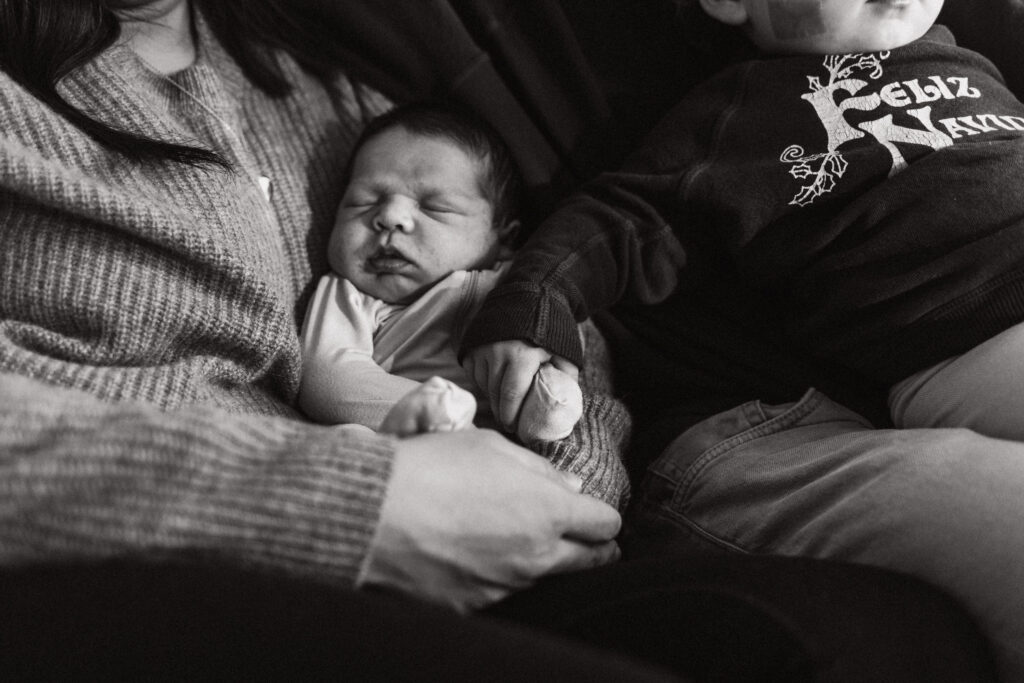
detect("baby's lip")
[367,249,414,274]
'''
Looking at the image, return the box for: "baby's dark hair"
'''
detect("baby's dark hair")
[345,102,523,231]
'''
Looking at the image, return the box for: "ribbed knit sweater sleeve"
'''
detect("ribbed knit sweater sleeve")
[531,320,632,510]
[0,373,393,582]
[0,21,395,584]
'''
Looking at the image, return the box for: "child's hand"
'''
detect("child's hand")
[462,340,579,433]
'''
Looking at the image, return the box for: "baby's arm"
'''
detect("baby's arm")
[378,376,477,436]
[299,275,420,429]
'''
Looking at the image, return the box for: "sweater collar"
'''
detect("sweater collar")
[54,6,254,149]
[84,6,248,113]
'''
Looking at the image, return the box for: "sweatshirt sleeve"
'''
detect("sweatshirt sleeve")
[0,372,394,585]
[461,167,689,368]
[460,69,740,368]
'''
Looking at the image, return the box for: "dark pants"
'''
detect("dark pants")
[0,554,994,682]
[493,552,996,682]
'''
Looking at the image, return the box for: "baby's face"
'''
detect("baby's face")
[328,127,505,304]
[734,0,943,54]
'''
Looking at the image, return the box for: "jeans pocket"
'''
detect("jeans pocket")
[652,390,822,501]
[627,389,826,553]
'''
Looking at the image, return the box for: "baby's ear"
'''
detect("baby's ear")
[698,0,748,26]
[497,219,521,259]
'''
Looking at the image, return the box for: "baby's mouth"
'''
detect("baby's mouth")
[367,248,413,274]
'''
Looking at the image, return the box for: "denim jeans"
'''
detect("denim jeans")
[627,388,1024,682]
[890,321,1024,440]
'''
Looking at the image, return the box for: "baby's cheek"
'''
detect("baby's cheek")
[325,236,347,275]
[327,228,363,274]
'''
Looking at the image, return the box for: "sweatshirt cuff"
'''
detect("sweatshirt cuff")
[460,284,585,368]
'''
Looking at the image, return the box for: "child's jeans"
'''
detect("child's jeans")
[889,320,1024,440]
[627,388,1024,683]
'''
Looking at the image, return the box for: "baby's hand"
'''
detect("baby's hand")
[517,363,583,443]
[462,340,579,434]
[379,377,477,437]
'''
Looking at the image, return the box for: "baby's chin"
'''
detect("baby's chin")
[356,273,426,305]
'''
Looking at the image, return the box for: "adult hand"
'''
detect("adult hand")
[462,340,579,433]
[358,429,621,611]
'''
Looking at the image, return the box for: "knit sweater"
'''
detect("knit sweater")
[0,18,399,583]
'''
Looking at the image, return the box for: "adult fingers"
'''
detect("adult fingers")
[544,539,622,576]
[559,470,584,493]
[453,582,520,613]
[477,431,592,498]
[562,492,623,542]
[493,430,573,479]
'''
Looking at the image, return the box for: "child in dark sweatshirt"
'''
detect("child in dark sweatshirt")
[463,0,1024,439]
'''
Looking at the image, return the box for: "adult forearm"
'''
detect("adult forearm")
[0,373,394,585]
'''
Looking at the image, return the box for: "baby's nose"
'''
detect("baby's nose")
[373,197,415,234]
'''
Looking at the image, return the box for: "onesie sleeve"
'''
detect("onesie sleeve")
[299,275,421,429]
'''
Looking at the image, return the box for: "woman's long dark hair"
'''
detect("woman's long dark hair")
[0,0,358,167]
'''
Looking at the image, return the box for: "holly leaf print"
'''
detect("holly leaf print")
[789,151,848,206]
